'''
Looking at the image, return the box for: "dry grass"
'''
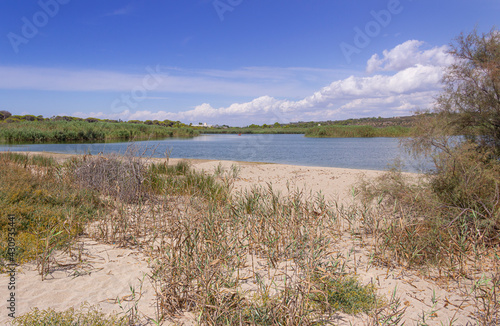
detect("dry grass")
[355,143,500,325]
[3,147,499,325]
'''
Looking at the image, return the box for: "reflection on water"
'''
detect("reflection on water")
[0,134,431,172]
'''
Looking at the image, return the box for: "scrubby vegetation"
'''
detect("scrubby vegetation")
[0,152,101,277]
[2,150,386,325]
[356,28,500,325]
[305,125,413,138]
[3,144,498,324]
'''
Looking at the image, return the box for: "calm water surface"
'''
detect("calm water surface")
[0,134,430,172]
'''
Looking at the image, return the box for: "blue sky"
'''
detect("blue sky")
[0,0,498,126]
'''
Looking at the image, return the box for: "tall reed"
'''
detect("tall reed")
[0,120,198,143]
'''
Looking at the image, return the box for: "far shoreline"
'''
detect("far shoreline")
[0,150,424,174]
[2,151,421,204]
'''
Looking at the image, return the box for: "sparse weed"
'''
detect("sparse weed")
[12,303,128,326]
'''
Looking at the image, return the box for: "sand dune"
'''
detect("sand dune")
[0,155,479,325]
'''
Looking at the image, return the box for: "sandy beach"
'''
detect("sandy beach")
[0,154,481,325]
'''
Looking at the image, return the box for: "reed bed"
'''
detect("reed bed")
[305,125,412,138]
[203,127,308,135]
[0,120,198,143]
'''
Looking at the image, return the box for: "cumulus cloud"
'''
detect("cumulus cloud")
[366,40,454,73]
[2,40,453,125]
[86,62,444,126]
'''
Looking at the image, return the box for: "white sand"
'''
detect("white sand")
[0,154,479,325]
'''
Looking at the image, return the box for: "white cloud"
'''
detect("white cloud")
[83,62,443,126]
[366,40,454,73]
[3,40,453,125]
[0,65,342,99]
[104,4,134,16]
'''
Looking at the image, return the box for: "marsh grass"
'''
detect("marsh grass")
[69,151,381,323]
[305,125,412,138]
[142,176,381,324]
[0,120,198,143]
[0,152,56,167]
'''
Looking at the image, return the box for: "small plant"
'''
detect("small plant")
[470,272,500,325]
[116,273,146,325]
[37,226,63,281]
[309,271,379,315]
[368,286,407,326]
[12,303,128,326]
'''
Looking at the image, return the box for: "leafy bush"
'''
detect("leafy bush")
[359,142,500,268]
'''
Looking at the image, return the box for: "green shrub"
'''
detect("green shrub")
[0,156,100,269]
[359,142,500,268]
[310,274,378,314]
[12,304,128,326]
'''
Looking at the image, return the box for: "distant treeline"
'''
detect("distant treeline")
[289,115,426,129]
[203,126,308,134]
[0,114,198,143]
[305,125,413,138]
[0,113,189,127]
[0,111,426,142]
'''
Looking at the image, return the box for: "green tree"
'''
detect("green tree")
[0,110,12,120]
[436,28,500,153]
[403,28,500,241]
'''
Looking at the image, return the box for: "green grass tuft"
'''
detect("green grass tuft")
[12,304,128,326]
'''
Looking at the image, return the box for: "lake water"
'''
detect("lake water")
[0,134,431,172]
